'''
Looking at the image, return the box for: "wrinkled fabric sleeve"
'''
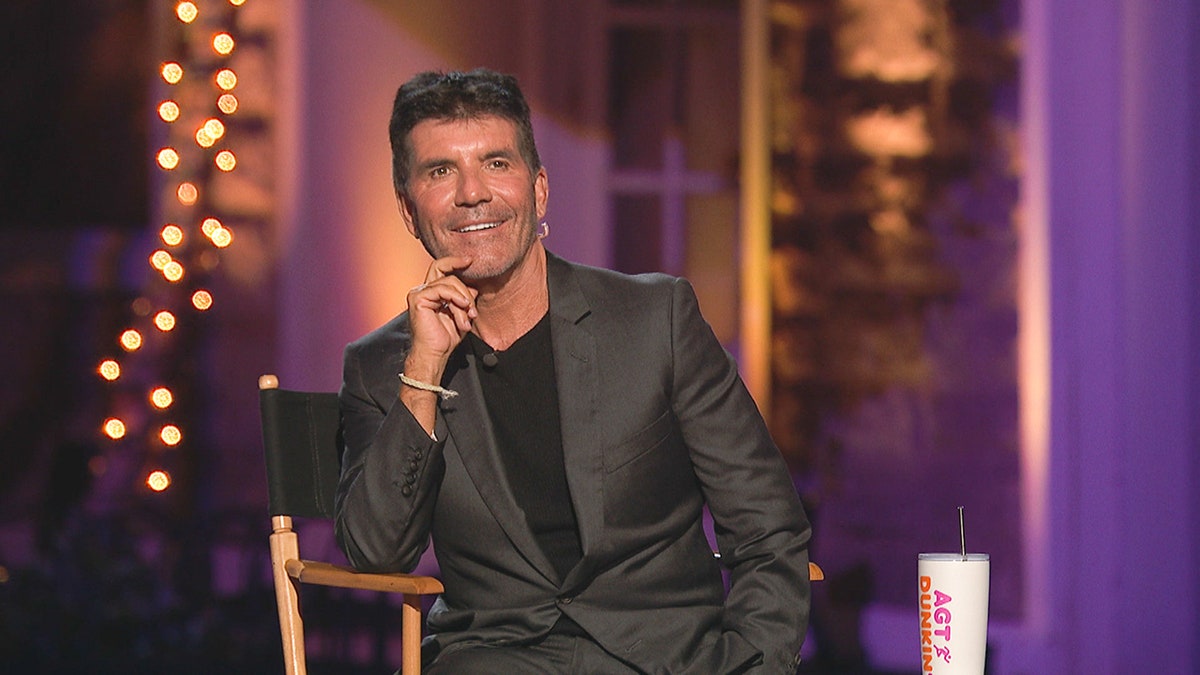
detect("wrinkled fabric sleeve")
[334,340,447,573]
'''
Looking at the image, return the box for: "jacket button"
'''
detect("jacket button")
[401,485,413,497]
[559,596,573,605]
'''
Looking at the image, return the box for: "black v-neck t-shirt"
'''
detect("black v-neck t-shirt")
[466,314,582,583]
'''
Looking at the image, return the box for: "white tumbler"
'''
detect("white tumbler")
[917,553,989,674]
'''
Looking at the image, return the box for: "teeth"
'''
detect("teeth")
[460,222,500,233]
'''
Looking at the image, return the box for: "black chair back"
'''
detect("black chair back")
[260,387,342,519]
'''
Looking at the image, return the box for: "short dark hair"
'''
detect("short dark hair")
[388,68,541,192]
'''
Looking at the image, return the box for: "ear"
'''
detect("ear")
[534,167,549,221]
[395,189,419,238]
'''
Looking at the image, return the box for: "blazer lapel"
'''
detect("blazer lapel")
[546,255,609,590]
[440,347,560,584]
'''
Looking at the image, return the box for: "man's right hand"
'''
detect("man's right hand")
[400,256,478,433]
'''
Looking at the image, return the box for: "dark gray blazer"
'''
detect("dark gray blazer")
[335,252,811,673]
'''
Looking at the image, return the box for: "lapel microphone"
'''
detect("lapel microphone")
[482,352,499,368]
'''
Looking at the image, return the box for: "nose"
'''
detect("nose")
[455,167,491,206]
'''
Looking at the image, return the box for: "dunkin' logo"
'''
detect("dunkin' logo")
[919,575,953,671]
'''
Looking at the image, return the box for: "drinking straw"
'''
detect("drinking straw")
[958,506,967,559]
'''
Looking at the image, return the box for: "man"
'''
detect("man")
[335,69,811,674]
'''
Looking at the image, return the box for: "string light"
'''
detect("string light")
[147,470,171,491]
[120,329,143,352]
[154,311,177,332]
[161,225,184,246]
[98,360,121,381]
[203,118,226,140]
[176,2,198,23]
[100,1,248,501]
[177,182,198,205]
[195,127,216,148]
[217,94,238,114]
[156,148,180,170]
[163,261,185,282]
[160,425,183,446]
[214,150,237,172]
[213,33,235,56]
[191,290,213,311]
[150,387,175,409]
[215,69,238,91]
[103,418,127,440]
[161,62,183,84]
[150,250,172,270]
[210,226,233,248]
[158,101,180,122]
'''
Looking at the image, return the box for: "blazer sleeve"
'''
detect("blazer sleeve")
[334,339,447,573]
[668,277,812,673]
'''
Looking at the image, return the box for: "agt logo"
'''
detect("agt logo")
[919,575,953,672]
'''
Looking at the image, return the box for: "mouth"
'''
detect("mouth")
[455,220,503,234]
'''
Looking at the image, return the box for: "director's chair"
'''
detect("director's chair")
[259,374,443,675]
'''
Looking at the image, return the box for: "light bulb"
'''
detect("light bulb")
[120,329,143,352]
[162,62,183,84]
[98,360,121,381]
[103,418,126,440]
[147,470,171,491]
[192,290,214,311]
[176,2,198,23]
[158,100,180,122]
[213,33,235,55]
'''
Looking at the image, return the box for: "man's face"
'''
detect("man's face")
[397,116,548,284]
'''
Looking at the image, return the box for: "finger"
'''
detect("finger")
[414,276,477,315]
[440,300,476,334]
[424,255,473,283]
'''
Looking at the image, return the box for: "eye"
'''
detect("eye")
[487,158,511,170]
[429,166,450,178]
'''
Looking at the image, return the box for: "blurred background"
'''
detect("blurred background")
[0,0,1195,673]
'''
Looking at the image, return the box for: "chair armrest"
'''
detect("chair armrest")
[285,559,444,595]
